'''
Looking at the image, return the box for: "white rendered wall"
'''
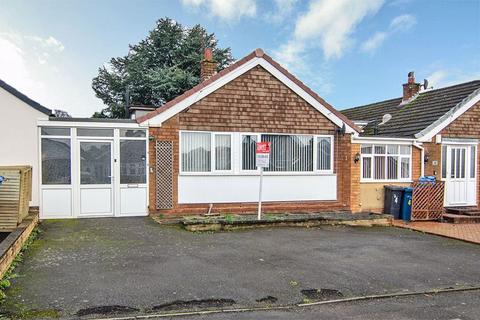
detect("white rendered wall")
[0,87,49,206]
[178,174,337,204]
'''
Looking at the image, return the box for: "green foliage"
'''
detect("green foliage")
[92,17,234,118]
[224,214,234,223]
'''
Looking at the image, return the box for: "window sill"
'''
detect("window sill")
[360,180,413,184]
[179,172,336,177]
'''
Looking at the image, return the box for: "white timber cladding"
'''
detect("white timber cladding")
[37,121,149,219]
[141,57,357,134]
[178,130,336,204]
[179,130,334,175]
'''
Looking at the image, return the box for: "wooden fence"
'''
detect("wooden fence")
[411,180,445,221]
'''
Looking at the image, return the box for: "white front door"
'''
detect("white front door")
[78,140,114,216]
[444,144,477,207]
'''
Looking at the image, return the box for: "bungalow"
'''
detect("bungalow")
[342,73,480,215]
[137,48,362,216]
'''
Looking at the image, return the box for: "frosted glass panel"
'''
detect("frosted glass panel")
[41,138,71,185]
[120,140,146,183]
[80,142,112,184]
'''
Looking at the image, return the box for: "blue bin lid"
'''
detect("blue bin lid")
[404,187,413,192]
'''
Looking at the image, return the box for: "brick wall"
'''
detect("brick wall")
[422,100,480,205]
[149,65,357,215]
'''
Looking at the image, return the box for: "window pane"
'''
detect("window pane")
[120,140,146,183]
[374,145,386,154]
[77,128,114,137]
[361,145,372,154]
[120,129,146,137]
[362,157,372,179]
[471,146,476,178]
[317,137,331,170]
[461,148,466,178]
[374,156,385,179]
[242,135,258,170]
[441,145,447,179]
[401,158,410,179]
[387,145,399,154]
[456,149,461,179]
[80,142,111,184]
[262,134,313,172]
[181,132,211,172]
[451,149,456,178]
[387,156,398,179]
[400,145,411,155]
[215,134,231,171]
[41,127,70,136]
[41,138,71,185]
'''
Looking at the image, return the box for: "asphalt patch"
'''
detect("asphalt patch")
[152,298,236,312]
[76,305,139,317]
[256,296,278,303]
[301,288,343,301]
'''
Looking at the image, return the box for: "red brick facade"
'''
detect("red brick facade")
[148,66,359,216]
[422,100,480,205]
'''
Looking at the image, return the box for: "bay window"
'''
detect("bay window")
[182,131,333,174]
[361,144,411,181]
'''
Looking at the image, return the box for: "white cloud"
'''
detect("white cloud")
[180,0,256,20]
[390,14,416,31]
[426,69,480,89]
[25,35,65,52]
[360,31,387,53]
[361,13,416,54]
[293,0,384,59]
[265,0,298,23]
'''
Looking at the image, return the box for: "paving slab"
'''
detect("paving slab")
[1,217,479,319]
[393,220,480,244]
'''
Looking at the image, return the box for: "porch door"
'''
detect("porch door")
[78,140,114,216]
[444,145,476,206]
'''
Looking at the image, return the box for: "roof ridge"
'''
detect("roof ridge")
[419,79,480,94]
[341,96,402,112]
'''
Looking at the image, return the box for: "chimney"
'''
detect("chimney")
[200,48,217,82]
[402,71,421,101]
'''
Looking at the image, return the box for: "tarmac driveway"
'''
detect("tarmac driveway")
[1,217,480,319]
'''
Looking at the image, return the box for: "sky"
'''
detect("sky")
[0,0,479,117]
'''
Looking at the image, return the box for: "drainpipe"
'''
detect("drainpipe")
[413,142,425,177]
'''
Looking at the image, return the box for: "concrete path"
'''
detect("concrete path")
[1,217,479,319]
[394,220,480,244]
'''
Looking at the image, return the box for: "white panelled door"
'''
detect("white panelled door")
[444,145,477,206]
[78,140,114,216]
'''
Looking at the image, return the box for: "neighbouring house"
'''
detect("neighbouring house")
[0,79,52,209]
[137,48,362,216]
[342,73,480,213]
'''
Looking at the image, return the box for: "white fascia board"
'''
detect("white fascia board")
[352,136,415,145]
[415,89,480,142]
[37,119,147,128]
[142,57,357,134]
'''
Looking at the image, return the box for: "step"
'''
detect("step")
[443,213,480,224]
[445,207,480,216]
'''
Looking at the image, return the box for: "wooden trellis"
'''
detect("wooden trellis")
[411,180,445,221]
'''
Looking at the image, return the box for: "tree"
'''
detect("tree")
[92,18,234,118]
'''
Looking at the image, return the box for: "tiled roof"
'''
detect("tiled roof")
[341,80,480,138]
[137,48,359,132]
[0,79,52,115]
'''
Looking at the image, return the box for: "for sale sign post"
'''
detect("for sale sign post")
[256,142,270,220]
[256,142,270,168]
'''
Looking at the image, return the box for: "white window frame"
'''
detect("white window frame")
[240,133,261,173]
[315,135,334,174]
[360,143,412,182]
[180,130,334,176]
[179,130,234,175]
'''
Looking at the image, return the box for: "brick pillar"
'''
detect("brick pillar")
[349,142,361,213]
[200,48,217,82]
